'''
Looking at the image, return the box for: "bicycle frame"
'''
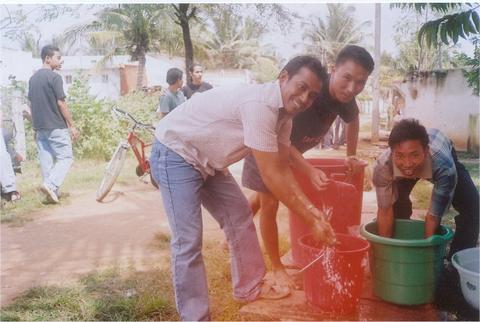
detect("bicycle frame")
[112,106,155,177]
[127,128,152,176]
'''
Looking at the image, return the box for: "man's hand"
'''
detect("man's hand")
[310,207,336,246]
[345,155,364,177]
[309,168,331,191]
[70,126,79,142]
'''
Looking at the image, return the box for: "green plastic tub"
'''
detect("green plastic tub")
[360,219,453,305]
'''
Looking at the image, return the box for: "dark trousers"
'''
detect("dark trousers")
[393,148,479,259]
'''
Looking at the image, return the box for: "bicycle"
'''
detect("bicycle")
[96,106,158,202]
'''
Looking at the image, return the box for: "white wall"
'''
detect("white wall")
[398,69,480,150]
[0,48,40,86]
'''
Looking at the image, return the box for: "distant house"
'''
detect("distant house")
[392,69,479,151]
[1,48,254,99]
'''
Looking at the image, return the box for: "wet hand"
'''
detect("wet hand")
[310,168,331,191]
[310,210,336,246]
[345,156,363,177]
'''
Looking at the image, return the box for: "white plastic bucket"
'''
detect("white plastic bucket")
[452,247,480,310]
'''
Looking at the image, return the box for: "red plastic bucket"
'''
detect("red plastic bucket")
[289,158,366,266]
[290,180,357,266]
[299,233,369,314]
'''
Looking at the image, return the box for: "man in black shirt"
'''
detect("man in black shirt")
[242,45,374,290]
[182,63,213,99]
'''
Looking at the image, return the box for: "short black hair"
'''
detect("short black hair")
[166,68,183,85]
[41,45,60,62]
[335,45,374,74]
[280,55,327,84]
[189,63,202,73]
[388,118,429,149]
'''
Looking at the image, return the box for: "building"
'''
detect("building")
[392,69,479,152]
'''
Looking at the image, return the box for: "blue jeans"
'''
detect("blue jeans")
[0,128,16,193]
[35,128,73,194]
[150,140,265,321]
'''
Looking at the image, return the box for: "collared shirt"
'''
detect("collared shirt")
[373,128,457,217]
[155,81,292,179]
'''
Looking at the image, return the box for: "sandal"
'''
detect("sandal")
[257,280,291,300]
[10,191,21,202]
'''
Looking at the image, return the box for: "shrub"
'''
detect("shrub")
[67,73,159,160]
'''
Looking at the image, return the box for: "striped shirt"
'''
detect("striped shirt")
[155,81,292,179]
[373,128,457,217]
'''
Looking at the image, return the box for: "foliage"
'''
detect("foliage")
[392,3,479,47]
[62,4,173,88]
[0,268,178,321]
[1,4,79,40]
[393,3,479,94]
[250,57,280,83]
[302,4,371,66]
[392,10,458,72]
[453,37,480,95]
[196,5,278,70]
[66,73,157,160]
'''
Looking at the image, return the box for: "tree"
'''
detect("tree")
[196,5,273,69]
[393,3,479,94]
[170,4,197,78]
[302,4,371,66]
[170,3,294,79]
[63,4,171,89]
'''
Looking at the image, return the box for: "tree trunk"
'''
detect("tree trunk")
[177,4,194,81]
[371,3,381,143]
[136,52,146,90]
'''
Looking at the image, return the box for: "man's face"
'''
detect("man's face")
[46,51,63,70]
[190,66,203,84]
[392,139,428,178]
[329,60,370,103]
[279,66,322,116]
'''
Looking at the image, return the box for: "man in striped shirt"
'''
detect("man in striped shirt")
[373,118,479,260]
[151,56,333,321]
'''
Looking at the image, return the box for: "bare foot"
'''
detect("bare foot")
[272,268,297,290]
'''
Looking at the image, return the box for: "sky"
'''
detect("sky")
[0,1,476,60]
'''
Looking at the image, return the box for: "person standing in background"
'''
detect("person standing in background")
[157,68,186,118]
[28,45,78,204]
[182,63,213,99]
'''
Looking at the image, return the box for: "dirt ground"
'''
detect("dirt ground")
[0,147,385,309]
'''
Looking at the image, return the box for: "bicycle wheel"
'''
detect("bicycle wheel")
[96,142,128,202]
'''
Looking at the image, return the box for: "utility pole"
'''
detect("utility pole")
[371,3,381,143]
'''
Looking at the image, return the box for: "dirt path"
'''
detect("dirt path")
[0,162,248,308]
[0,156,379,308]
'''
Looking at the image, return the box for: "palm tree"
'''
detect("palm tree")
[63,4,175,89]
[302,4,371,67]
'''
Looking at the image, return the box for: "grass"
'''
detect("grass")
[0,268,178,321]
[0,235,254,321]
[1,156,140,225]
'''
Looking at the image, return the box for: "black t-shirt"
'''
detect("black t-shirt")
[290,77,359,153]
[28,68,67,130]
[182,81,213,99]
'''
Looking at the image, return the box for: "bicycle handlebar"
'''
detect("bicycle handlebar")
[112,106,155,131]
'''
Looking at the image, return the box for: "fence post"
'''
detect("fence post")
[11,89,27,160]
[468,113,479,155]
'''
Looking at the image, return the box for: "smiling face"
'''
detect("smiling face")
[329,60,370,103]
[392,139,428,178]
[279,66,322,116]
[45,51,63,71]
